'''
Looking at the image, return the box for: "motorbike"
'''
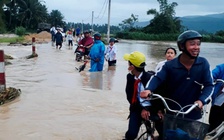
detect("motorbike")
[74,45,85,62]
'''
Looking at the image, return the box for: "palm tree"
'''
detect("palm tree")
[49,10,65,27]
[0,0,9,32]
[17,0,48,29]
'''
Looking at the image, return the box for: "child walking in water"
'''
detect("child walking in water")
[105,38,117,66]
[67,30,74,49]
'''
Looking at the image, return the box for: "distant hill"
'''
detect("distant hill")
[135,13,224,33]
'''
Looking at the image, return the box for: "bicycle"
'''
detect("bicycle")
[137,115,160,140]
[137,78,224,140]
[139,91,224,140]
[149,93,209,140]
[205,79,224,140]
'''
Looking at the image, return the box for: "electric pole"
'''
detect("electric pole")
[107,0,111,43]
[82,20,83,33]
[91,11,94,32]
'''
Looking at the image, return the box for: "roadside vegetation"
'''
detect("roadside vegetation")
[116,0,224,43]
[0,36,24,43]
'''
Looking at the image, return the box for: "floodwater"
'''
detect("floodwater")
[0,40,223,140]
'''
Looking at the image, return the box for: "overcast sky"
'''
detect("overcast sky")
[43,0,224,25]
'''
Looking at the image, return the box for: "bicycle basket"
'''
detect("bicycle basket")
[163,114,209,140]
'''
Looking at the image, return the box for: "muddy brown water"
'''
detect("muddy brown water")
[0,40,223,140]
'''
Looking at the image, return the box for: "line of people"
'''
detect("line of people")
[123,30,224,140]
[50,26,118,72]
[75,30,118,72]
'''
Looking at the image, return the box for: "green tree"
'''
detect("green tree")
[4,0,18,30]
[3,0,49,31]
[119,14,138,30]
[144,0,181,34]
[0,0,10,32]
[17,0,48,29]
[49,10,65,27]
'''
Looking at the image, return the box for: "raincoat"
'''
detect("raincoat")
[89,40,105,72]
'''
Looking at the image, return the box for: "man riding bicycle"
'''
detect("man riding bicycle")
[140,30,214,140]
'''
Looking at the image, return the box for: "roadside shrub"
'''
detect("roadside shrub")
[116,31,178,41]
[15,26,26,36]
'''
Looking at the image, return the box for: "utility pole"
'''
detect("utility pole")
[82,20,84,33]
[107,0,111,43]
[91,11,94,32]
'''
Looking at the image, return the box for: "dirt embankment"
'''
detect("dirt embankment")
[24,31,52,44]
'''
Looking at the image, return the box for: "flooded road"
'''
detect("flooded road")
[0,40,223,140]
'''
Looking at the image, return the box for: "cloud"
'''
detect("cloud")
[43,0,224,25]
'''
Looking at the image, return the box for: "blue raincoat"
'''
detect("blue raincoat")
[89,40,105,72]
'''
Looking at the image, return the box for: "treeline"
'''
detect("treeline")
[66,22,120,35]
[0,0,65,33]
[116,0,224,43]
[0,0,120,35]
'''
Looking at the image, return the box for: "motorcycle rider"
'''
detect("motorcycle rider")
[77,30,94,60]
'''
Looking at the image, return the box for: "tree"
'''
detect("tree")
[119,14,138,30]
[17,0,48,29]
[4,0,18,30]
[0,0,10,32]
[2,0,49,30]
[49,10,65,27]
[144,0,181,34]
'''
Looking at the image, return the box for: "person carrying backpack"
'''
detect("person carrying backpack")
[123,51,161,140]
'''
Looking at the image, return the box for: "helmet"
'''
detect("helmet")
[177,30,202,51]
[83,30,91,34]
[109,38,115,43]
[94,33,101,40]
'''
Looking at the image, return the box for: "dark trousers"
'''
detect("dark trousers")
[125,111,142,140]
[108,60,116,66]
[68,40,73,46]
[208,103,224,132]
[125,110,163,140]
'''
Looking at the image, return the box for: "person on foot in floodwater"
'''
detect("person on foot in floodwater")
[67,30,74,49]
[123,51,161,140]
[208,63,224,132]
[104,38,118,67]
[50,26,56,46]
[54,28,63,49]
[89,33,105,72]
[155,47,177,73]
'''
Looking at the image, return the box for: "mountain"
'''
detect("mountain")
[135,13,224,33]
[180,13,224,33]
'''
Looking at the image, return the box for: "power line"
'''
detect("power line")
[94,0,108,21]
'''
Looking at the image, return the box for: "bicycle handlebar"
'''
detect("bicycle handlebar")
[215,79,224,84]
[149,93,199,115]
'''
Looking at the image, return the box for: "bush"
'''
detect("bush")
[116,31,179,41]
[15,26,26,36]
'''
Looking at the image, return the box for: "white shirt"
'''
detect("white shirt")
[155,60,167,73]
[67,34,73,41]
[105,45,117,61]
[135,72,151,107]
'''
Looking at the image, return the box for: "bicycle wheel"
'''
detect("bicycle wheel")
[137,123,151,140]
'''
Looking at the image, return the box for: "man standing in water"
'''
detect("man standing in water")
[89,33,105,72]
[54,28,63,49]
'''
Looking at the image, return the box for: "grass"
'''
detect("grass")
[0,36,24,43]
